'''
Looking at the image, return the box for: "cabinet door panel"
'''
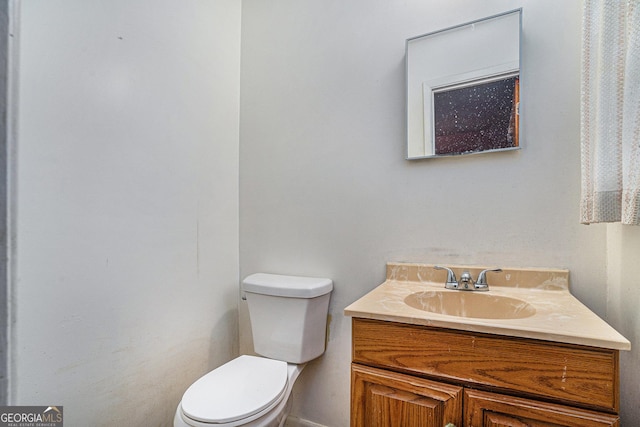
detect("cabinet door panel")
[351,363,462,427]
[367,383,443,426]
[465,389,619,427]
[483,410,564,427]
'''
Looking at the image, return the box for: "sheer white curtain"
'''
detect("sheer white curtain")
[581,0,640,225]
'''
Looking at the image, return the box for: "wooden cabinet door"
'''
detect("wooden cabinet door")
[351,363,463,427]
[464,389,619,427]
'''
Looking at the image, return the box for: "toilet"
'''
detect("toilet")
[174,273,333,427]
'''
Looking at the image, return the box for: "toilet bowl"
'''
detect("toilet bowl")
[174,273,332,427]
[174,356,304,427]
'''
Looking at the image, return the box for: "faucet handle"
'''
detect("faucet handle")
[476,268,503,288]
[434,266,458,289]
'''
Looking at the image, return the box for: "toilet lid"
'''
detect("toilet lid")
[181,355,288,424]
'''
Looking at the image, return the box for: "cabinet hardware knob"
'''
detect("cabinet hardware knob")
[444,423,456,427]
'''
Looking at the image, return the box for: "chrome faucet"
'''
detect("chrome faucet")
[459,271,475,290]
[434,266,502,291]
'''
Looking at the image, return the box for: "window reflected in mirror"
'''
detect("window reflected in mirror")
[432,74,519,156]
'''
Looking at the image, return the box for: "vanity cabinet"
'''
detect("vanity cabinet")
[351,318,620,427]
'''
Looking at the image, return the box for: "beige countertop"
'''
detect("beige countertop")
[344,262,631,351]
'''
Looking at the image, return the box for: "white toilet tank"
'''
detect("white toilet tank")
[242,273,333,364]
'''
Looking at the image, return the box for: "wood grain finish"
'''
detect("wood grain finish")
[352,318,619,413]
[351,363,463,427]
[464,389,619,427]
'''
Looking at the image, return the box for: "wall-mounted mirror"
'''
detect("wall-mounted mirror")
[406,9,522,159]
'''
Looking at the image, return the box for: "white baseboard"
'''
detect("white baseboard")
[284,415,328,427]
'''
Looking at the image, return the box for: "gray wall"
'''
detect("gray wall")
[239,0,625,425]
[607,225,640,425]
[0,0,8,405]
[11,1,241,425]
[7,0,640,425]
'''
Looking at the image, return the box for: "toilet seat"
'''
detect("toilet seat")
[181,355,288,425]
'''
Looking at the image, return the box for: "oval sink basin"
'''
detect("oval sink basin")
[404,291,536,319]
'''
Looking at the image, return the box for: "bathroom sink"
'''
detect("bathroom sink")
[404,291,536,319]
